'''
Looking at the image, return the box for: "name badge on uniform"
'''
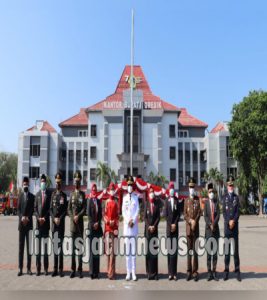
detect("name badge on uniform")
[60,197,64,205]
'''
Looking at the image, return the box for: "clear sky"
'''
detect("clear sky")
[1,0,267,153]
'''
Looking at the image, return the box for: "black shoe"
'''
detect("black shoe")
[236,272,242,282]
[173,275,178,281]
[27,270,32,276]
[70,271,75,278]
[78,271,83,278]
[186,273,192,281]
[168,275,173,280]
[213,271,219,281]
[59,270,64,277]
[193,273,199,282]
[17,270,23,277]
[36,270,41,276]
[52,270,58,277]
[207,272,213,281]
[223,272,229,281]
[44,269,49,276]
[155,275,159,281]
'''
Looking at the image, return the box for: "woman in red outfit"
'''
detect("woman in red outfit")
[104,182,119,280]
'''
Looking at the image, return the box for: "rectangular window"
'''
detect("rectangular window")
[226,136,232,158]
[76,150,81,163]
[29,167,40,179]
[90,168,96,181]
[78,130,88,137]
[170,146,176,159]
[178,130,189,138]
[169,124,176,138]
[69,150,74,162]
[90,146,97,159]
[83,171,88,185]
[91,125,97,137]
[68,171,74,184]
[84,150,88,163]
[60,149,66,161]
[200,150,207,162]
[30,144,40,157]
[170,168,176,182]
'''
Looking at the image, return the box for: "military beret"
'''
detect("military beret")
[74,170,82,181]
[23,176,29,184]
[40,174,47,181]
[127,175,134,185]
[55,172,62,183]
[227,175,235,186]
[207,182,214,191]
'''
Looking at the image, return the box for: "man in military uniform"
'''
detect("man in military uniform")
[50,172,68,277]
[34,174,51,276]
[68,171,86,278]
[184,177,201,281]
[17,176,35,276]
[222,175,241,282]
[122,175,140,281]
[204,183,220,281]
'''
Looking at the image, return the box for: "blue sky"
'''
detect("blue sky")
[0,0,267,153]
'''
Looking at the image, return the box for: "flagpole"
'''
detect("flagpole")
[130,9,134,176]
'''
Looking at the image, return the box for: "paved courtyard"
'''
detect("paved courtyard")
[0,214,266,290]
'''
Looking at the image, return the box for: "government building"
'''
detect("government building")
[17,65,237,194]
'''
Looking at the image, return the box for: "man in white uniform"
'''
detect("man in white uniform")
[122,176,139,281]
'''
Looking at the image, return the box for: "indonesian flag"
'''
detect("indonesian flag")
[9,181,14,192]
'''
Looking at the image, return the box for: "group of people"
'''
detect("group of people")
[17,171,241,282]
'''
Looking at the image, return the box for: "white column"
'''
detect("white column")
[73,142,76,174]
[198,142,201,185]
[190,142,193,177]
[81,142,84,185]
[183,142,186,186]
[66,142,69,185]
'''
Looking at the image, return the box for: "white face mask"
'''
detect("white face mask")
[128,186,133,194]
[209,192,215,200]
[109,190,115,197]
[149,192,155,199]
[169,189,175,197]
[189,188,195,197]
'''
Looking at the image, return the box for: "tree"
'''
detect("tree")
[148,171,169,188]
[203,168,224,201]
[229,90,267,215]
[0,152,17,193]
[95,161,118,189]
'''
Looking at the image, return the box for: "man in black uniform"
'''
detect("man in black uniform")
[34,174,51,276]
[68,171,86,278]
[222,175,241,282]
[50,172,68,277]
[17,177,35,276]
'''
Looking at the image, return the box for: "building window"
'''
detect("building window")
[91,125,97,137]
[193,150,198,163]
[227,167,237,178]
[90,168,96,181]
[60,149,66,161]
[200,150,207,162]
[69,150,74,162]
[90,147,97,159]
[76,150,81,163]
[83,150,88,163]
[30,144,40,157]
[78,130,88,137]
[226,136,233,158]
[29,167,40,179]
[178,130,189,138]
[169,125,176,138]
[68,171,74,184]
[169,147,176,159]
[83,170,88,185]
[170,168,176,182]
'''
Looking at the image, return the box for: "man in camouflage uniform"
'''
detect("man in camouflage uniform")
[50,172,68,277]
[68,171,86,278]
[183,177,201,281]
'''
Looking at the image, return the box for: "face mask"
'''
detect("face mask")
[209,192,215,200]
[189,188,195,197]
[169,189,174,197]
[23,186,29,193]
[109,190,115,197]
[149,192,155,199]
[128,186,133,194]
[40,182,46,191]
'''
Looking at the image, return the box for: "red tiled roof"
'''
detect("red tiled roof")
[178,108,208,128]
[87,65,180,112]
[210,122,228,133]
[27,121,57,133]
[59,108,88,128]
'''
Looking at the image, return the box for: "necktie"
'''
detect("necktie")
[211,200,214,224]
[42,191,45,209]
